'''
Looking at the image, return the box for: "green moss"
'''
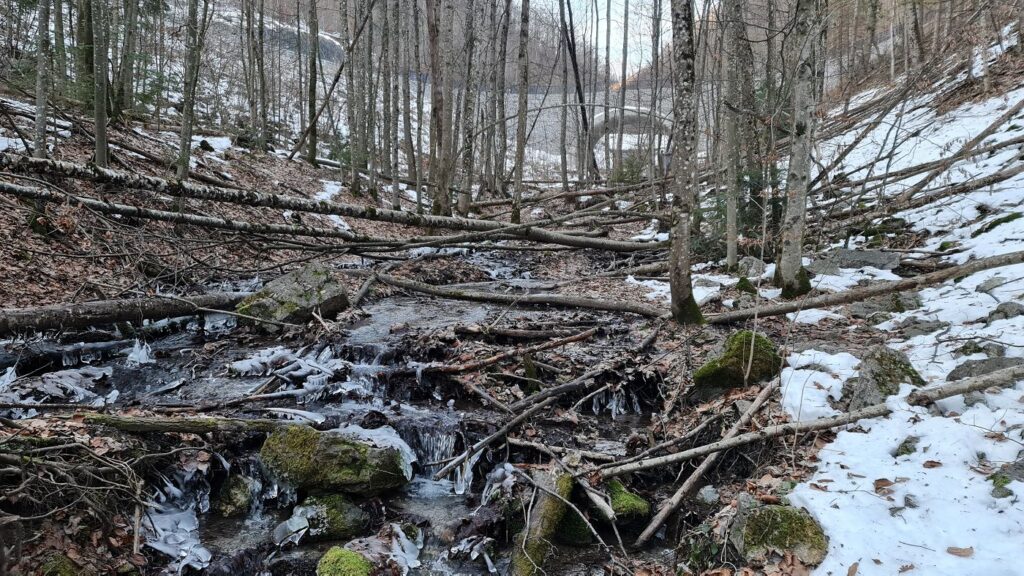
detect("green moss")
[972,212,1022,238]
[301,494,369,540]
[555,509,594,546]
[780,267,812,299]
[894,436,919,457]
[990,472,1012,489]
[260,425,408,495]
[41,554,82,576]
[938,240,959,252]
[736,276,757,294]
[215,474,253,517]
[672,292,705,325]
[693,330,782,392]
[316,547,373,576]
[511,472,573,576]
[868,349,925,395]
[608,480,650,519]
[740,506,827,565]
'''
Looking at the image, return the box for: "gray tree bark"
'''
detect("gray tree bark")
[91,0,108,167]
[33,0,50,159]
[510,0,530,223]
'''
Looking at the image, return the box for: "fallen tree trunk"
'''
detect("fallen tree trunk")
[377,273,668,318]
[707,250,1024,324]
[1,153,663,252]
[0,292,250,335]
[600,363,1024,479]
[83,413,285,434]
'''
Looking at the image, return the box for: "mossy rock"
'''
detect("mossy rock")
[40,554,90,576]
[260,425,409,495]
[736,276,757,294]
[511,471,574,576]
[844,346,924,410]
[296,494,369,541]
[692,330,782,397]
[731,505,827,566]
[316,547,373,576]
[215,473,255,517]
[555,509,594,546]
[236,263,349,332]
[893,436,919,457]
[608,479,650,520]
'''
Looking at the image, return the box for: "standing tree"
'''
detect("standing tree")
[305,0,319,164]
[92,0,108,167]
[34,0,50,159]
[175,0,210,180]
[510,0,530,223]
[425,0,452,215]
[668,0,703,324]
[775,0,827,297]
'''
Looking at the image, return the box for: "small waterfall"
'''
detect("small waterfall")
[393,414,460,478]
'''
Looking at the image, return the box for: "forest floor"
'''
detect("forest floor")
[1,37,1024,576]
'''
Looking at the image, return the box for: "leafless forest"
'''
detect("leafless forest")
[1,0,1024,574]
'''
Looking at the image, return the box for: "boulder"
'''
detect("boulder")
[260,425,411,495]
[294,494,369,541]
[214,473,255,517]
[608,479,650,520]
[848,292,921,324]
[976,276,1007,294]
[989,455,1024,499]
[897,317,950,338]
[236,263,349,331]
[986,301,1024,323]
[844,346,924,410]
[807,248,900,275]
[946,357,1023,381]
[953,340,1005,358]
[692,331,782,398]
[730,505,828,566]
[737,256,766,278]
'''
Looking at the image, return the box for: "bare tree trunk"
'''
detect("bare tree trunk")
[668,0,703,324]
[390,0,401,210]
[510,0,530,224]
[562,0,601,182]
[457,0,479,216]
[603,0,610,174]
[305,0,319,164]
[112,0,137,118]
[256,0,268,149]
[724,0,742,271]
[92,0,108,167]
[53,0,67,90]
[615,0,628,172]
[75,0,94,105]
[776,0,826,298]
[425,0,451,215]
[559,6,569,194]
[34,0,50,159]
[399,0,417,192]
[413,0,425,213]
[174,0,209,180]
[495,0,512,187]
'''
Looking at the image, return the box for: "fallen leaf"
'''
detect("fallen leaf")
[946,546,974,558]
[923,460,942,468]
[847,562,859,576]
[899,564,914,573]
[874,478,895,495]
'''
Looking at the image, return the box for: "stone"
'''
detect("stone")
[986,301,1024,323]
[897,317,950,338]
[693,331,782,398]
[946,357,1023,381]
[893,436,919,457]
[735,277,758,294]
[953,341,1005,358]
[976,276,1007,294]
[988,456,1023,499]
[236,263,349,331]
[316,547,373,576]
[260,425,410,495]
[730,505,828,566]
[845,346,924,410]
[807,248,900,275]
[294,494,369,541]
[848,292,921,324]
[737,256,766,278]
[214,473,255,517]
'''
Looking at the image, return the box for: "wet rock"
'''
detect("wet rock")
[214,473,255,517]
[897,317,950,338]
[692,331,782,398]
[807,248,899,275]
[730,505,828,566]
[845,346,924,410]
[946,357,1024,381]
[848,292,921,324]
[511,470,573,576]
[260,425,410,495]
[236,263,349,331]
[986,301,1024,323]
[989,456,1024,499]
[954,340,1005,358]
[295,494,369,541]
[737,256,766,278]
[315,547,373,576]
